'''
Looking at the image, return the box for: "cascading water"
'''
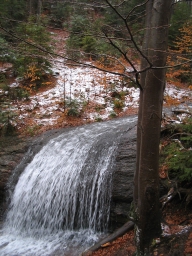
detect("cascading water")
[0,117,136,256]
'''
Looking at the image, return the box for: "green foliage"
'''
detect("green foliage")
[95,104,102,112]
[0,0,27,64]
[13,19,52,89]
[0,110,17,136]
[0,94,17,136]
[111,90,126,110]
[0,73,29,135]
[10,88,29,101]
[66,15,92,58]
[160,118,192,183]
[65,99,82,117]
[0,74,8,90]
[26,124,42,136]
[0,37,14,63]
[49,2,73,28]
[95,116,103,122]
[0,0,26,21]
[97,40,122,60]
[104,0,145,28]
[164,142,192,182]
[0,73,28,100]
[65,0,144,63]
[109,111,117,118]
[113,98,124,109]
[102,0,145,49]
[66,11,123,61]
[177,119,192,138]
[111,90,126,99]
[169,2,191,48]
[82,36,97,54]
[65,0,192,65]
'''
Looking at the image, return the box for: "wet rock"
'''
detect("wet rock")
[110,125,136,230]
[0,136,32,220]
[0,122,137,231]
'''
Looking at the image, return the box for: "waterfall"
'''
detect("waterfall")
[0,117,136,256]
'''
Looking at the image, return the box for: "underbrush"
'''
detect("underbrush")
[160,117,192,205]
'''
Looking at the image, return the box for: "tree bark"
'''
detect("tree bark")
[134,0,153,207]
[134,0,172,254]
[36,0,42,23]
[27,0,34,16]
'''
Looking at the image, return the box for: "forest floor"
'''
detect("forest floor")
[89,200,192,256]
[1,28,191,137]
[1,29,192,256]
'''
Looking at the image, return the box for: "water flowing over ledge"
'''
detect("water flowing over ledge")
[0,116,137,256]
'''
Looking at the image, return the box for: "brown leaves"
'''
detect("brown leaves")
[166,21,192,87]
[184,232,192,255]
[24,64,40,91]
[176,21,192,55]
[159,164,168,179]
[91,231,135,256]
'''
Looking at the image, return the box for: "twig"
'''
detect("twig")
[172,109,192,116]
[171,139,185,150]
[168,132,192,140]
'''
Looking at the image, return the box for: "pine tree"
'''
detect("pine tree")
[13,17,52,90]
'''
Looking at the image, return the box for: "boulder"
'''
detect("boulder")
[0,123,137,231]
[110,125,136,230]
[0,136,31,221]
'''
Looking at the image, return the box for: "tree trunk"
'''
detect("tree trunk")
[134,0,172,254]
[36,0,42,23]
[27,0,33,16]
[27,0,42,20]
[134,0,153,207]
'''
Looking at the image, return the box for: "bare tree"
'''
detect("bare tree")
[36,0,42,22]
[26,0,42,19]
[76,1,172,253]
[134,0,172,254]
[27,0,35,16]
[67,1,173,253]
[101,0,172,253]
[67,0,173,253]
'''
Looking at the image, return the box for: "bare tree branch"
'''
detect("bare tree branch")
[105,0,153,69]
[125,0,150,20]
[100,22,143,89]
[0,24,139,85]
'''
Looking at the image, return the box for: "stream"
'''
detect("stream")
[0,116,137,256]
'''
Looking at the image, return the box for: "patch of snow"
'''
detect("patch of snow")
[9,82,19,88]
[6,59,192,128]
[165,84,188,100]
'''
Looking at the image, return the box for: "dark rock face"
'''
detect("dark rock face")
[110,126,136,230]
[0,136,32,220]
[0,129,66,221]
[0,124,137,230]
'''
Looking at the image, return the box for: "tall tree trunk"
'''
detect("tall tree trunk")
[134,0,153,206]
[27,0,33,16]
[134,0,172,254]
[36,0,42,23]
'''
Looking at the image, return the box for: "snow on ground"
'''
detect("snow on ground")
[165,83,191,102]
[9,58,140,128]
[7,58,192,131]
